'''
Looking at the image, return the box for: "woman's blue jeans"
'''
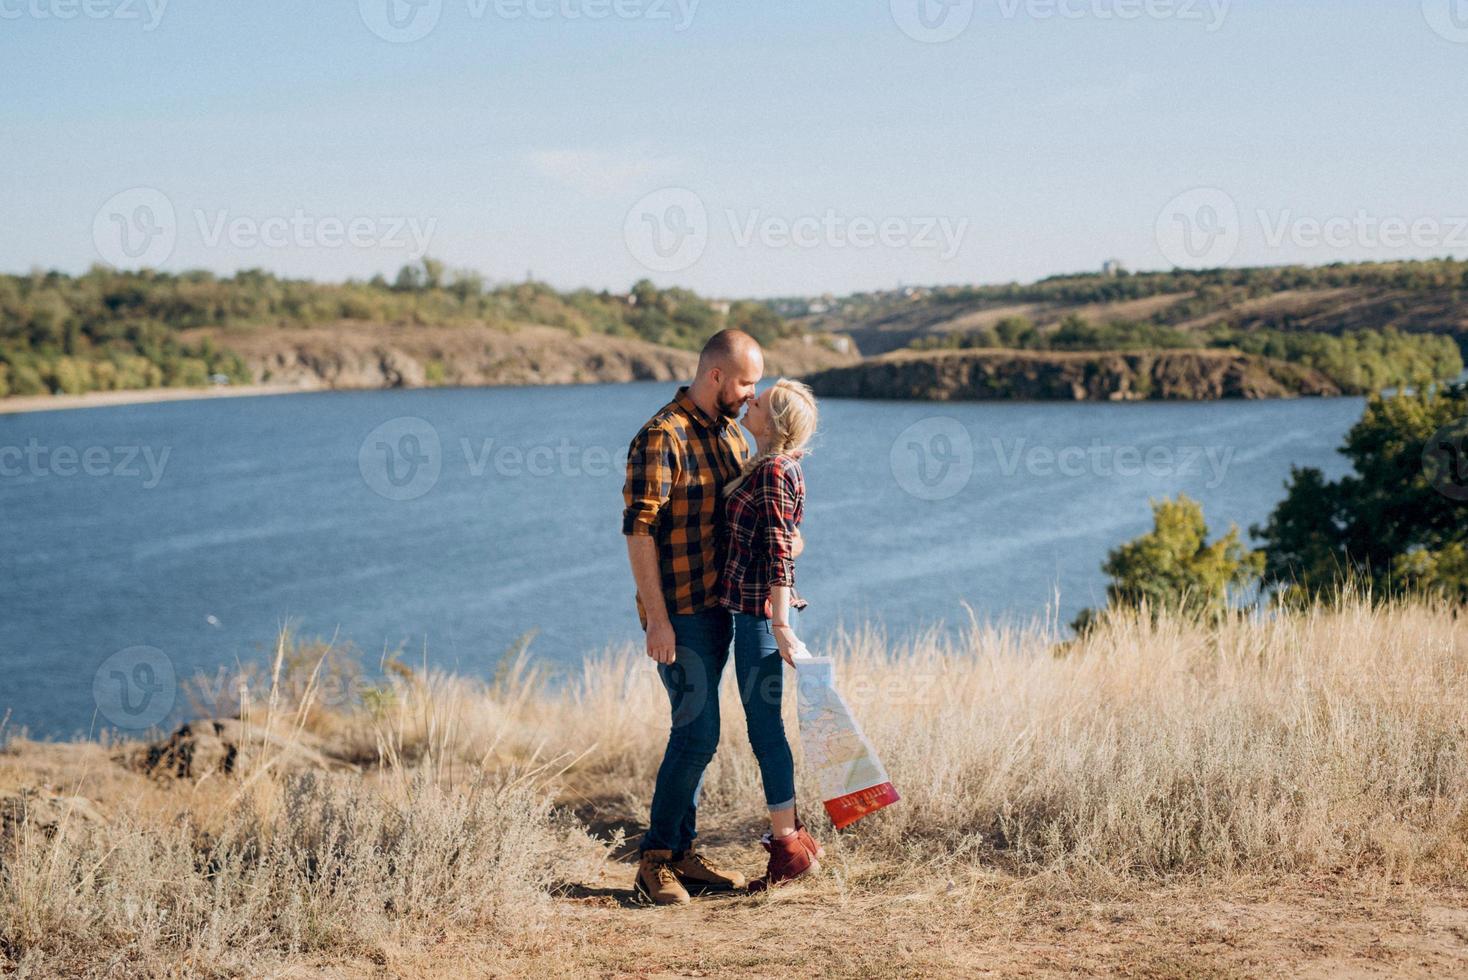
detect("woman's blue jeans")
[641,607,797,855]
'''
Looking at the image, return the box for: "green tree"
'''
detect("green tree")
[726,300,787,347]
[1252,382,1468,604]
[1073,494,1264,632]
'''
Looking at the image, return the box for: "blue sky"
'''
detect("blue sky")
[3,0,1467,297]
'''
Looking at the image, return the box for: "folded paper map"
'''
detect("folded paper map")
[791,642,901,829]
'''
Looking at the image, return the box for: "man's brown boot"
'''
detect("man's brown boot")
[635,849,691,905]
[671,849,747,891]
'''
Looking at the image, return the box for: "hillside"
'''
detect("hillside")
[186,322,855,391]
[784,260,1468,358]
[5,260,1466,404]
[0,267,855,400]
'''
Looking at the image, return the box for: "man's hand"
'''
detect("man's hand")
[792,528,805,559]
[646,619,677,664]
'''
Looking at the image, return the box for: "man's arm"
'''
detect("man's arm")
[626,536,676,664]
[622,425,678,664]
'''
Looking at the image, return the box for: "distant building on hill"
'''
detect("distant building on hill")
[1102,259,1126,277]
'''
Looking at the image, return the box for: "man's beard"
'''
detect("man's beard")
[715,394,745,419]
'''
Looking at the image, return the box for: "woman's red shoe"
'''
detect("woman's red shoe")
[747,830,820,892]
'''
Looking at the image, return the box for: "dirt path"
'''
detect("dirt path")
[330,799,1468,979]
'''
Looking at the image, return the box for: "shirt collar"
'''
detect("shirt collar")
[675,385,726,432]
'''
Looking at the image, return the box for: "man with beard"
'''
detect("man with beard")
[622,328,797,904]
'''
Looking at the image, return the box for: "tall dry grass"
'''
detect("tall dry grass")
[0,634,598,977]
[342,594,1468,878]
[2,596,1465,975]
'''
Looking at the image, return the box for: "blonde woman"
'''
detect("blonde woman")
[717,378,825,891]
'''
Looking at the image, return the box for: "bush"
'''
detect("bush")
[1072,493,1263,632]
[5,361,47,396]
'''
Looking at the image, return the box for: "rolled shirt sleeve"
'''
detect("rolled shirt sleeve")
[622,425,677,536]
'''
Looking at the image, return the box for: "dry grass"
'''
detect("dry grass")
[2,595,1466,977]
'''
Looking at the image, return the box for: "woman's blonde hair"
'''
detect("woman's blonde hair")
[724,378,819,496]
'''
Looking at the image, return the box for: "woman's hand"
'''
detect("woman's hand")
[772,623,800,667]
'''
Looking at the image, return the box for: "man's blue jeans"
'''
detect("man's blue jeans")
[641,607,797,855]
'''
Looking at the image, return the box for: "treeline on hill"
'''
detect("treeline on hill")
[1073,380,1468,631]
[0,264,793,397]
[934,259,1468,308]
[911,314,1465,394]
[792,259,1468,338]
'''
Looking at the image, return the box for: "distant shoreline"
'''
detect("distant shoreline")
[0,383,322,416]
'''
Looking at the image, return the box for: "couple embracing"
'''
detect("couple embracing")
[621,328,823,904]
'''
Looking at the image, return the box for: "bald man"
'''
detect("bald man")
[621,328,768,903]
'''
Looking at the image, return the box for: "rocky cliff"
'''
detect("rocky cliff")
[185,323,857,391]
[801,348,1343,401]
